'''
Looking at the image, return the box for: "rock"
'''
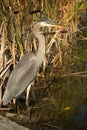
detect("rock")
[0,115,30,130]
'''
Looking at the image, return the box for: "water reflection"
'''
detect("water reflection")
[73,104,87,128]
[33,75,87,130]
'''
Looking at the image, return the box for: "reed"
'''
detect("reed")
[0,1,87,125]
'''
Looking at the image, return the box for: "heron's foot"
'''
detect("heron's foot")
[27,106,32,123]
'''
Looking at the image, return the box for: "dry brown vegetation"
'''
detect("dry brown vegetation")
[0,0,87,129]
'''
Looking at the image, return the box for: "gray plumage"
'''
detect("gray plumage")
[2,21,58,105]
[2,53,37,105]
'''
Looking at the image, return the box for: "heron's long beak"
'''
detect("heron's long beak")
[44,23,65,30]
[56,25,65,29]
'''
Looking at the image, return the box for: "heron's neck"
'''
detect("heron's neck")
[35,33,45,67]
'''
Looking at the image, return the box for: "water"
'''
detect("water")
[30,69,87,130]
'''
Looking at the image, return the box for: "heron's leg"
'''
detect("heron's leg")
[13,98,21,114]
[15,98,20,114]
[26,83,32,122]
[31,82,36,101]
[31,88,36,101]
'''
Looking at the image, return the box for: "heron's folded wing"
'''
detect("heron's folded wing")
[6,52,37,97]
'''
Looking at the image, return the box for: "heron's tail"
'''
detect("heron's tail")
[2,90,12,105]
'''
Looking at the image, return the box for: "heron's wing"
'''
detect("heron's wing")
[3,52,37,104]
[9,52,37,94]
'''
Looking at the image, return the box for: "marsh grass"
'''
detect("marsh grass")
[0,0,87,128]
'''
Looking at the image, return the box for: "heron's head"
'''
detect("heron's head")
[33,20,66,36]
[33,20,65,31]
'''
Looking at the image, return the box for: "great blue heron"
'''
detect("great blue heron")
[2,20,64,116]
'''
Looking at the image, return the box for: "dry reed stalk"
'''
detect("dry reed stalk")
[0,22,5,107]
[0,0,86,114]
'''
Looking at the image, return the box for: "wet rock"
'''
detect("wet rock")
[0,115,30,130]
